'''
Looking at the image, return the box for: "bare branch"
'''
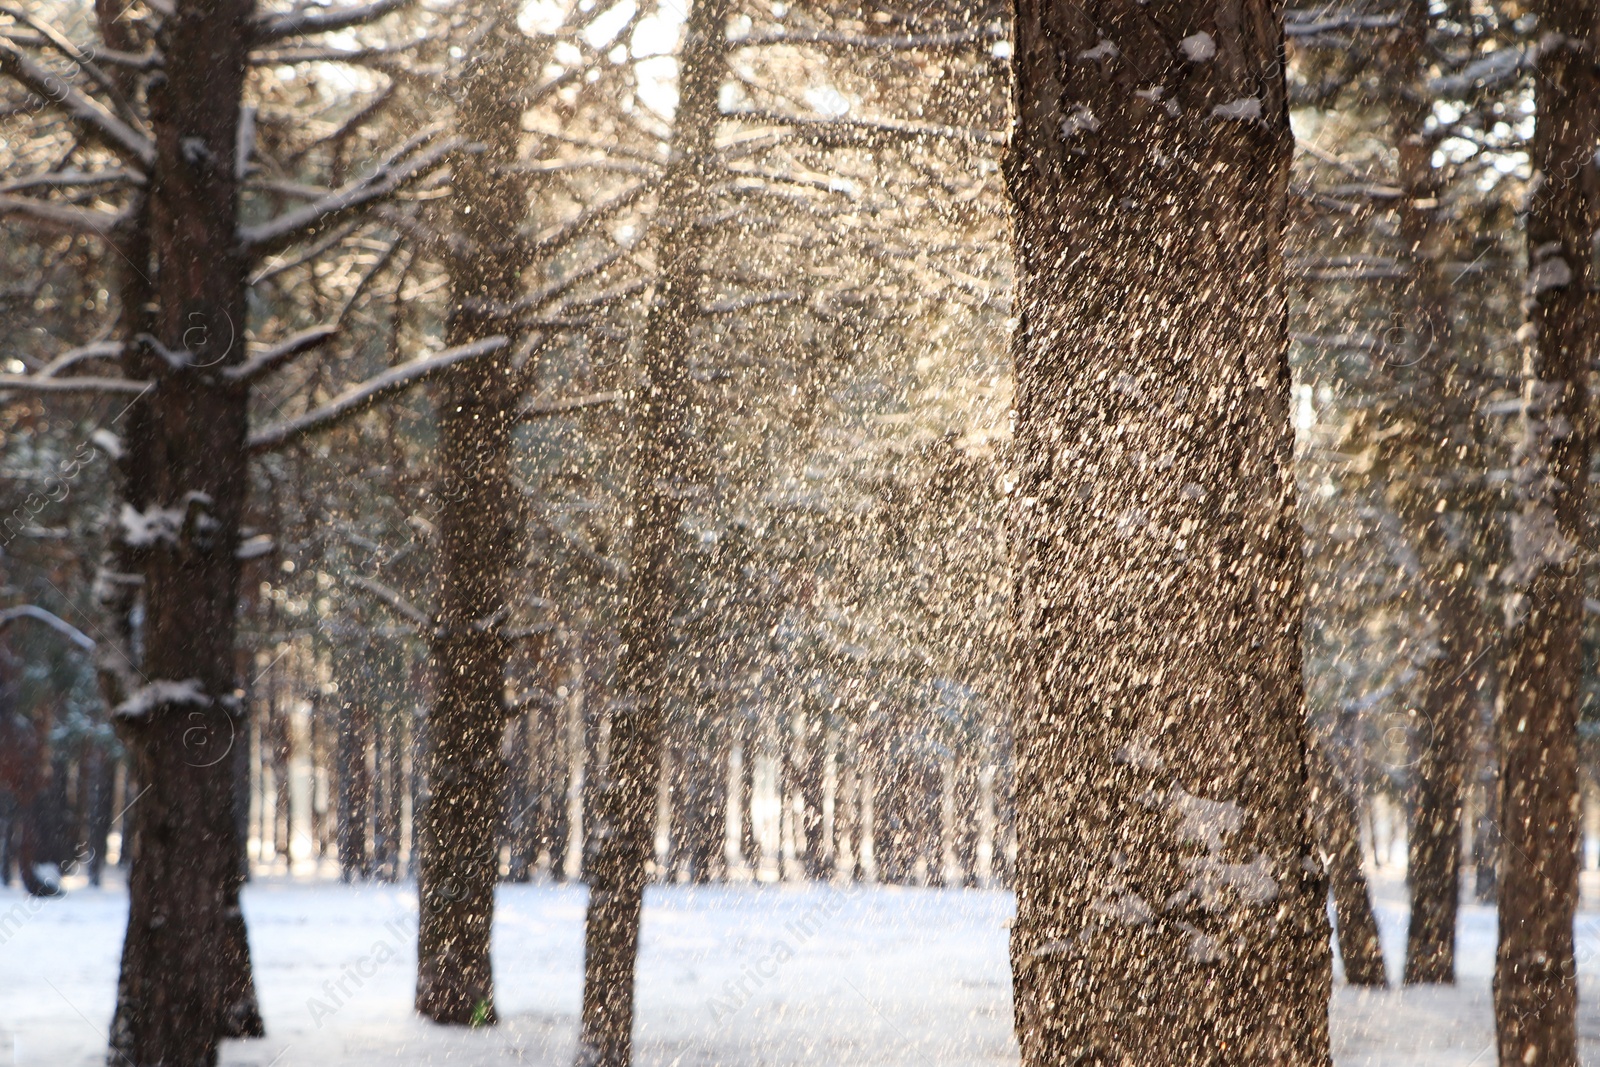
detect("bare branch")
[0,605,95,650]
[224,324,339,384]
[252,0,415,45]
[248,336,508,453]
[0,39,154,167]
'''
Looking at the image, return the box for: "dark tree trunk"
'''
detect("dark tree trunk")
[84,742,114,886]
[1494,2,1597,1061]
[1377,0,1485,987]
[575,2,729,1062]
[1309,744,1386,987]
[107,2,261,1062]
[415,2,539,1024]
[1005,3,1332,1063]
[671,699,728,883]
[337,680,372,880]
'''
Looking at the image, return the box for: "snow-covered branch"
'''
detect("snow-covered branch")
[252,0,415,45]
[725,108,1007,147]
[224,324,339,384]
[518,390,622,422]
[38,340,123,377]
[526,181,648,260]
[240,129,460,258]
[0,605,95,651]
[731,24,1005,52]
[247,336,508,453]
[0,193,128,237]
[0,372,148,395]
[339,573,432,631]
[0,39,154,167]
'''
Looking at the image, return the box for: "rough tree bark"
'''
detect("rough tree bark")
[1309,743,1387,987]
[1005,3,1333,1063]
[414,1,537,1025]
[574,1,730,1062]
[1381,0,1483,987]
[105,1,262,1063]
[1494,3,1598,1062]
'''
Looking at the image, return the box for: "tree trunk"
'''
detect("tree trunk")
[414,3,538,1025]
[671,699,728,883]
[1375,0,1485,987]
[1309,744,1387,987]
[1005,4,1332,1063]
[107,3,261,1062]
[574,2,729,1062]
[1494,4,1597,1062]
[337,674,372,881]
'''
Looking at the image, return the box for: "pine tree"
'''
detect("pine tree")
[1005,3,1332,1061]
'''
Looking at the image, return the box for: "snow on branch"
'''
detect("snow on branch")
[526,181,649,259]
[0,167,142,195]
[247,336,508,453]
[731,24,1006,52]
[113,678,210,721]
[0,194,127,237]
[724,108,1007,147]
[1283,11,1402,37]
[239,129,460,258]
[0,372,149,395]
[0,605,95,651]
[704,290,805,315]
[339,573,432,631]
[224,324,339,384]
[39,340,123,377]
[0,39,154,167]
[518,390,622,422]
[252,0,415,45]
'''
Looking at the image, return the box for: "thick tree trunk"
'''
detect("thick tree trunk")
[414,3,536,1025]
[1494,4,1597,1062]
[574,2,729,1062]
[1005,4,1332,1063]
[107,3,260,1063]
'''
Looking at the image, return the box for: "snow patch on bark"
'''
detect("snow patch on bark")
[114,678,211,720]
[1169,788,1242,851]
[1211,97,1262,122]
[1059,104,1100,139]
[1179,32,1216,62]
[1528,255,1573,294]
[1077,39,1119,62]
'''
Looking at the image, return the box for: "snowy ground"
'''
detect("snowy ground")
[6,869,1600,1065]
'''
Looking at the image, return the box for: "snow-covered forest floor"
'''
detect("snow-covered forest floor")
[6,869,1600,1065]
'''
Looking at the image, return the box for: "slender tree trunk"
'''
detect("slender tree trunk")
[337,674,372,880]
[415,2,537,1024]
[1377,0,1485,986]
[1309,744,1387,987]
[575,2,729,1061]
[1005,4,1332,1063]
[1495,5,1597,1062]
[671,699,728,883]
